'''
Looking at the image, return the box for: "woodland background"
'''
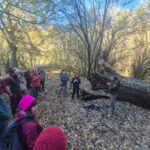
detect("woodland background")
[1,1,150,149]
[0,0,150,81]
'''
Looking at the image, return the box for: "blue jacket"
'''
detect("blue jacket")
[60,73,68,85]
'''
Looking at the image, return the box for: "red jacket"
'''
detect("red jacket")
[16,111,42,150]
[31,75,41,88]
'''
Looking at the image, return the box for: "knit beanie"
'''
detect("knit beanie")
[33,126,67,150]
[19,95,36,111]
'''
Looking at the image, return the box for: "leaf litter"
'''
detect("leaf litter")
[37,78,150,150]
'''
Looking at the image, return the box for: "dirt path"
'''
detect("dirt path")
[37,78,150,150]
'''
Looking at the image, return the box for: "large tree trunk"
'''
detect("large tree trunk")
[9,43,18,67]
[82,64,150,109]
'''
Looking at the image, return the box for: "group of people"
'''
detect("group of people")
[0,94,67,150]
[58,69,81,99]
[0,67,82,150]
[0,66,46,116]
[0,67,67,150]
[0,66,120,150]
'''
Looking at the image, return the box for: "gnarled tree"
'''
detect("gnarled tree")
[59,0,150,107]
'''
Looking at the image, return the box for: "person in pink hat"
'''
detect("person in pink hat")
[16,95,43,150]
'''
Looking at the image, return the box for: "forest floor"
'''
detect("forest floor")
[37,77,150,150]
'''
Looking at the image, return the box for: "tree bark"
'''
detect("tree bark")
[81,88,110,101]
[9,43,18,67]
[82,66,150,109]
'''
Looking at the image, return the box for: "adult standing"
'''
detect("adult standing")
[38,66,46,92]
[6,68,21,116]
[71,74,81,99]
[108,76,120,114]
[24,69,31,91]
[58,70,68,97]
[31,70,41,98]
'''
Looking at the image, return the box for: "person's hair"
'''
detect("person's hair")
[27,101,37,112]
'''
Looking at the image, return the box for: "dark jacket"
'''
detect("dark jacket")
[38,69,46,81]
[16,111,42,150]
[71,77,81,88]
[6,75,20,94]
[24,71,31,81]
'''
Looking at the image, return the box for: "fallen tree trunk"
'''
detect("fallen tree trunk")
[83,69,150,109]
[80,88,110,100]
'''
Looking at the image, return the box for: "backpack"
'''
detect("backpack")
[2,118,32,150]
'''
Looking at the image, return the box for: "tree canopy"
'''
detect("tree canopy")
[0,0,149,81]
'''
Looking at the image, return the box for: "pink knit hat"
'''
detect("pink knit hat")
[19,95,36,111]
[33,126,67,150]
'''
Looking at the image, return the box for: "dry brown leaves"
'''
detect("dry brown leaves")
[37,78,150,150]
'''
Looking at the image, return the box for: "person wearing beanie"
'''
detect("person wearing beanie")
[33,126,67,150]
[16,95,43,150]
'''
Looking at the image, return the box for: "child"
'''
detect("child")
[17,95,43,150]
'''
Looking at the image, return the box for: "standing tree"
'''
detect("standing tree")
[59,0,134,78]
[58,0,150,107]
[0,0,54,67]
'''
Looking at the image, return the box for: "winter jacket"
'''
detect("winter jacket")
[60,73,68,85]
[24,71,31,81]
[6,75,20,94]
[16,110,42,150]
[71,77,81,88]
[31,75,41,88]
